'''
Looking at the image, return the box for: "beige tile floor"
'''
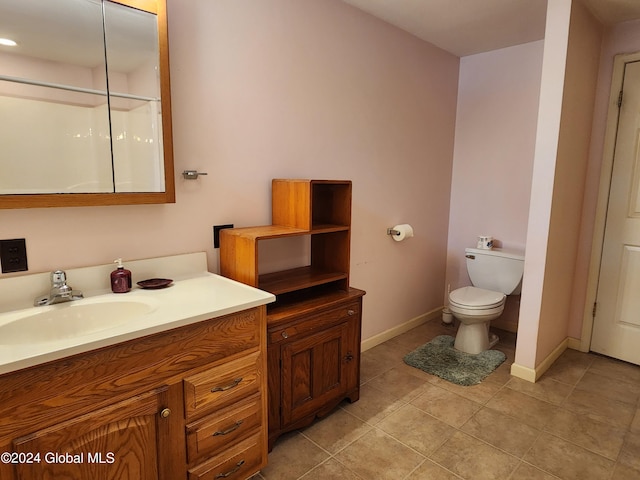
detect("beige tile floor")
[254,319,640,480]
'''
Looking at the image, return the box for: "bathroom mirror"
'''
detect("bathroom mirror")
[0,0,174,208]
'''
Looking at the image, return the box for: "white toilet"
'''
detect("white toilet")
[448,247,525,354]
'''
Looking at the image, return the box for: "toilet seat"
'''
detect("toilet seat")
[449,286,505,310]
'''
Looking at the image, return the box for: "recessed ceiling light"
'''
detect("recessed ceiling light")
[0,38,17,47]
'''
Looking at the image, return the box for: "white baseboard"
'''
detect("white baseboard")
[510,363,537,383]
[361,307,443,352]
[361,311,575,384]
[510,337,569,383]
[567,337,584,351]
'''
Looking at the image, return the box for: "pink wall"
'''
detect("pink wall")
[516,0,571,368]
[445,41,543,331]
[534,0,602,363]
[568,18,640,339]
[0,0,459,342]
[516,0,603,369]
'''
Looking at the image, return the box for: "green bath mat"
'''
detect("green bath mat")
[403,335,506,386]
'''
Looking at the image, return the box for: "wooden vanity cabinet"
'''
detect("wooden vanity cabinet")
[12,386,180,480]
[220,179,365,450]
[0,306,268,480]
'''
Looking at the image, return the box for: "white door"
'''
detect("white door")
[592,60,640,365]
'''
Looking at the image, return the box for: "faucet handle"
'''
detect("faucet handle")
[51,270,67,286]
[34,270,81,306]
[50,270,72,295]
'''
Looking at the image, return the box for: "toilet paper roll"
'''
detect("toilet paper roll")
[392,224,414,242]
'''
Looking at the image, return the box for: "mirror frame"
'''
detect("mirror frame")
[0,0,175,209]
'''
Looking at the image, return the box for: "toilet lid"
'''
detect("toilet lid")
[449,286,505,308]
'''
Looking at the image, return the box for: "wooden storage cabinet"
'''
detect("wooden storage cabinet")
[220,179,364,450]
[0,306,268,480]
[267,290,363,448]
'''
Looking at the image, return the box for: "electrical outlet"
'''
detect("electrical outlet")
[0,238,28,273]
[213,224,234,248]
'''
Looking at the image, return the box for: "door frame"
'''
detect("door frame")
[581,51,640,352]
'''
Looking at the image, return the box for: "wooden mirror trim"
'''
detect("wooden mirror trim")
[0,0,175,210]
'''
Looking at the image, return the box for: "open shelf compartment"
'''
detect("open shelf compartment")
[259,266,348,295]
[272,179,352,230]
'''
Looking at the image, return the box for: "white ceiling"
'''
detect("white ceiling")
[341,0,640,57]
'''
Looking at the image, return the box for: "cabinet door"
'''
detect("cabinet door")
[281,322,351,425]
[12,387,178,480]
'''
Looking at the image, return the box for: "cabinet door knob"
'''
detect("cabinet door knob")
[345,352,354,362]
[281,331,289,339]
[347,309,355,316]
[160,408,171,418]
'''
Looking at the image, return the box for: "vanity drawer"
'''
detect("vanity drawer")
[268,301,360,344]
[184,351,261,419]
[186,393,261,463]
[188,432,263,480]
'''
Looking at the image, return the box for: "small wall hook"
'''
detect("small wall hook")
[182,170,208,180]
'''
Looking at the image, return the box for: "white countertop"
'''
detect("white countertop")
[0,270,275,376]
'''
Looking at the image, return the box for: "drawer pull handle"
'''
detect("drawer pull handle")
[281,331,289,339]
[215,459,245,479]
[211,377,243,393]
[347,309,355,316]
[213,420,244,437]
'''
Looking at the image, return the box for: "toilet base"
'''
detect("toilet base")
[454,321,498,355]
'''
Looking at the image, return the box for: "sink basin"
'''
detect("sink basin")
[0,298,157,344]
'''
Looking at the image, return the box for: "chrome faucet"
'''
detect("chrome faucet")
[34,270,84,306]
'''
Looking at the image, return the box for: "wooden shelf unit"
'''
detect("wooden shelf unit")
[220,179,363,450]
[220,179,352,297]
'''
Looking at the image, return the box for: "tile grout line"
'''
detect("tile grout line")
[395,330,561,479]
[266,322,639,480]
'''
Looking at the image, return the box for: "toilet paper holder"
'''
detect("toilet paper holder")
[387,224,414,241]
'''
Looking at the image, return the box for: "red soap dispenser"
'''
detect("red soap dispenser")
[111,258,132,293]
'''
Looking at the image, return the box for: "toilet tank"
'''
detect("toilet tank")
[465,247,525,295]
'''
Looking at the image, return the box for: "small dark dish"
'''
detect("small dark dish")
[137,278,173,289]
